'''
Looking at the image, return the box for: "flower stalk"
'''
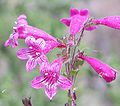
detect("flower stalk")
[65,28,85,106]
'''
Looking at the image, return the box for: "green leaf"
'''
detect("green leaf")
[70,70,78,76]
[73,59,84,70]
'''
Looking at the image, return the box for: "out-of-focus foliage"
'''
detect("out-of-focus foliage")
[0,0,120,106]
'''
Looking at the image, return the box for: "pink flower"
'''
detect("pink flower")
[60,8,89,36]
[92,16,120,30]
[4,14,58,48]
[4,15,28,48]
[17,36,58,71]
[4,33,19,48]
[78,52,117,83]
[31,58,72,100]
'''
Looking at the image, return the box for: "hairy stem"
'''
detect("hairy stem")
[71,28,85,70]
[65,28,85,106]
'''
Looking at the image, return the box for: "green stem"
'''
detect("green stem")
[70,28,85,70]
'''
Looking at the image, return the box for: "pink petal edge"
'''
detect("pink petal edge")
[70,8,79,17]
[17,48,28,60]
[31,76,44,89]
[58,76,72,90]
[60,18,71,26]
[45,86,57,100]
[26,58,37,72]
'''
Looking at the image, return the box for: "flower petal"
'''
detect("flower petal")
[51,58,63,73]
[92,16,120,30]
[70,8,79,17]
[40,61,50,74]
[26,58,37,71]
[17,25,26,39]
[31,76,45,89]
[4,33,19,48]
[58,76,72,90]
[60,18,71,26]
[70,15,88,36]
[36,38,46,49]
[25,36,36,46]
[78,52,117,83]
[43,40,59,54]
[79,9,89,16]
[45,85,57,100]
[17,48,28,60]
[17,14,28,26]
[25,36,46,52]
[37,54,48,65]
[4,38,18,48]
[25,25,57,41]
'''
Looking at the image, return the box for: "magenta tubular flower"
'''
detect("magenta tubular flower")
[24,25,57,41]
[78,52,117,83]
[31,58,72,100]
[17,36,58,71]
[60,8,89,36]
[70,14,88,36]
[4,15,28,48]
[92,16,120,30]
[4,14,58,48]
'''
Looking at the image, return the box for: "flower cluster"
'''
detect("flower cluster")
[5,15,72,100]
[60,8,118,83]
[5,8,119,103]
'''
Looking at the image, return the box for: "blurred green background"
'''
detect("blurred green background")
[0,0,120,106]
